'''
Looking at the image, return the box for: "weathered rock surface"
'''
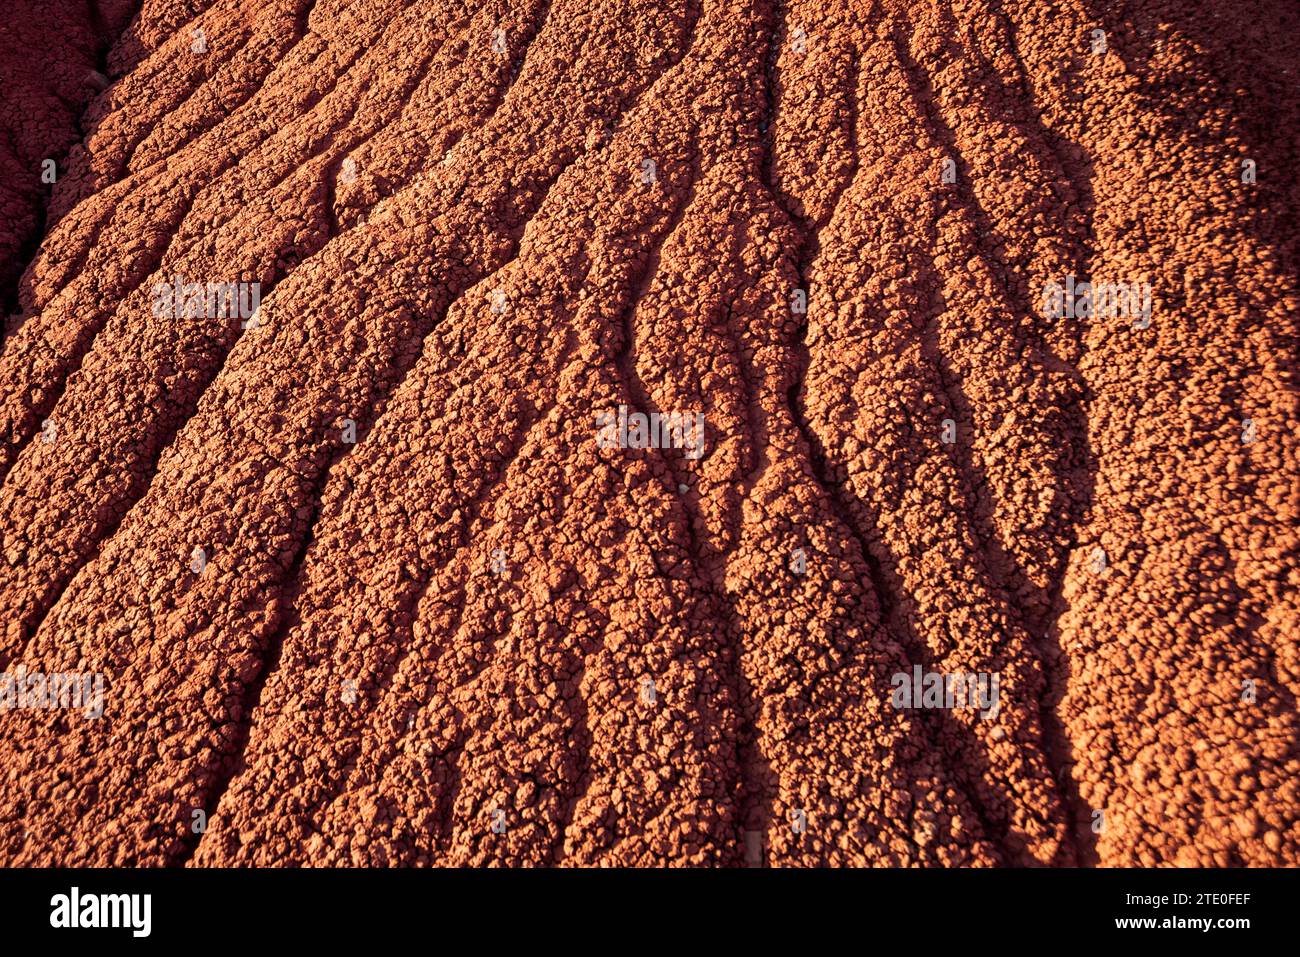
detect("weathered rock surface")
[0,0,1295,866]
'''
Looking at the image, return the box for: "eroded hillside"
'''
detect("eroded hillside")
[0,0,1296,866]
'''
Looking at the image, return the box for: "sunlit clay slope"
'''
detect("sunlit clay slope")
[0,0,1295,867]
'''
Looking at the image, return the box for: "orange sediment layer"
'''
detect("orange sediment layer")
[0,0,1295,866]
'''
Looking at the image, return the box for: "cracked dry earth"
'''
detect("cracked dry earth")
[0,0,1296,868]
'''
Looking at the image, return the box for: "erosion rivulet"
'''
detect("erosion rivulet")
[0,0,1295,867]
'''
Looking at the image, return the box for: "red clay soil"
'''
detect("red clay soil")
[0,0,138,318]
[0,0,1295,867]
